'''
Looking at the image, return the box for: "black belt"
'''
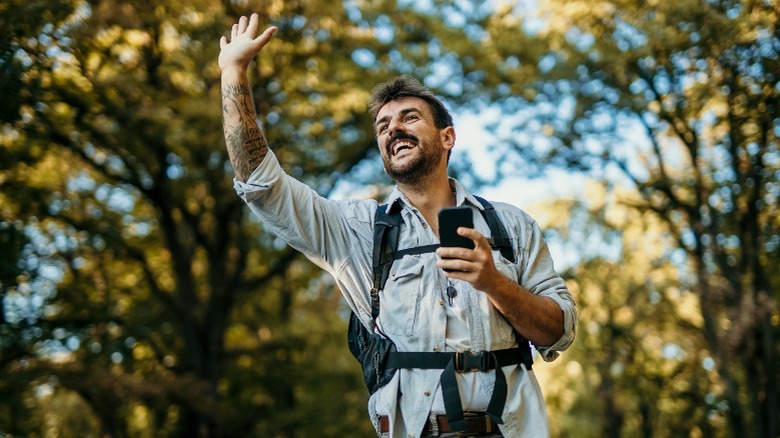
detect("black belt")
[379,413,501,435]
[386,347,530,432]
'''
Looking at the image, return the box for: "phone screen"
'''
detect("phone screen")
[438,206,474,249]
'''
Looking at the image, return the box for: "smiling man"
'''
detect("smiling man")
[220,14,576,438]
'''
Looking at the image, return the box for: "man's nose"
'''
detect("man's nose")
[387,117,404,137]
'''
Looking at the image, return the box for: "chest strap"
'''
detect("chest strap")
[387,347,531,431]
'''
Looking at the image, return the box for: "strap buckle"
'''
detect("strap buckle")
[454,351,490,373]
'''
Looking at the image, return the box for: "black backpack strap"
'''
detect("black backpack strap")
[353,198,535,426]
[371,203,440,315]
[473,195,515,263]
[388,347,528,429]
[345,203,403,395]
[473,196,534,370]
[349,202,439,396]
[378,196,513,269]
[371,203,402,319]
[393,244,439,259]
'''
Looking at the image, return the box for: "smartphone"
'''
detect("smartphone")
[438,206,474,249]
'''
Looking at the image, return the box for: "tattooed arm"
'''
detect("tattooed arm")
[221,83,269,181]
[219,14,277,182]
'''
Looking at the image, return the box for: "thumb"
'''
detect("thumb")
[254,26,278,49]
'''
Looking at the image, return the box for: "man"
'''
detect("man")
[219,14,576,437]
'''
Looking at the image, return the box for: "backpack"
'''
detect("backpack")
[346,196,534,431]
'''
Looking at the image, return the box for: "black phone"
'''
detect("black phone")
[438,206,474,249]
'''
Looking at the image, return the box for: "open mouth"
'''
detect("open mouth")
[392,140,415,156]
[387,135,418,156]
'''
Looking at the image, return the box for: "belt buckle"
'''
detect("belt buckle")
[455,413,492,436]
[455,350,486,372]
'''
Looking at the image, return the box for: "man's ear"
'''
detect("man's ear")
[441,126,456,152]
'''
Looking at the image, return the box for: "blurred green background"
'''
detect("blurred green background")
[1,0,777,436]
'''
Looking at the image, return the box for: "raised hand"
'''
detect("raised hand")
[219,13,277,73]
[219,14,276,181]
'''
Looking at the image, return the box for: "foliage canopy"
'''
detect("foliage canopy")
[1,0,777,437]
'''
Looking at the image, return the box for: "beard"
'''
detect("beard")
[382,134,443,185]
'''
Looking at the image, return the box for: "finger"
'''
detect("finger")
[255,26,277,47]
[458,227,489,249]
[220,35,226,49]
[238,15,249,34]
[246,13,260,36]
[438,260,479,279]
[436,258,470,273]
[436,246,472,260]
[442,269,470,281]
[231,23,238,40]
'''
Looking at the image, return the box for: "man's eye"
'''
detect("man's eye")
[405,115,418,122]
[378,125,388,134]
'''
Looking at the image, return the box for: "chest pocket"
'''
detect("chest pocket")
[378,255,424,336]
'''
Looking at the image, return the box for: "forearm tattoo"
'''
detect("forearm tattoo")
[221,83,269,181]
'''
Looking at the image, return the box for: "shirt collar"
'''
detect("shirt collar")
[383,178,485,213]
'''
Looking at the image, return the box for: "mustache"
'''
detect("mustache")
[385,133,419,153]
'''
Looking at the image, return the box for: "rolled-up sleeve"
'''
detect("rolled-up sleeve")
[233,150,284,203]
[231,150,378,322]
[232,150,361,274]
[519,216,577,362]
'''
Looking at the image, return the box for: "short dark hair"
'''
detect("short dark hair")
[368,76,453,130]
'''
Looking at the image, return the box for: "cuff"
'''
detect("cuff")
[232,150,282,203]
[534,294,577,362]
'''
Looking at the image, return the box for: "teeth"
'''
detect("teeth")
[393,141,414,155]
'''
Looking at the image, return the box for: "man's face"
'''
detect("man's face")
[374,96,448,185]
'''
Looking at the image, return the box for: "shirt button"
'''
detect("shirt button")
[422,223,428,228]
[424,390,431,396]
[433,345,440,352]
[438,299,444,306]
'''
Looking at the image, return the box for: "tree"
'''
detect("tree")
[405,1,778,436]
[532,186,722,437]
[0,0,417,435]
[7,0,775,435]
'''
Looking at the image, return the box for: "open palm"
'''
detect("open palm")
[219,13,276,71]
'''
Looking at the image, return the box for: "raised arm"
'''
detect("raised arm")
[219,14,277,182]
